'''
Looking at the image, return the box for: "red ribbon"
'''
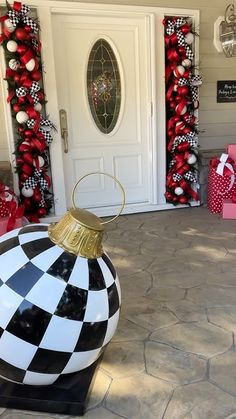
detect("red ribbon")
[13,1,23,12]
[179,178,199,201]
[21,49,34,65]
[7,201,25,232]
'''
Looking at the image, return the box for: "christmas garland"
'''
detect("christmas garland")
[163,16,202,205]
[0,1,54,221]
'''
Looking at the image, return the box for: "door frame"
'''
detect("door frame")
[0,0,200,221]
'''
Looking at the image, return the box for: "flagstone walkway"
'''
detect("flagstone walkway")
[2,206,236,419]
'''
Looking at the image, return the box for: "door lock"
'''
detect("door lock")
[59,109,69,153]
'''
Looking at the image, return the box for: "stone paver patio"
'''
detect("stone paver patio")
[2,206,236,419]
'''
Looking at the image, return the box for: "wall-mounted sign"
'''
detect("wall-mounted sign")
[217,80,236,102]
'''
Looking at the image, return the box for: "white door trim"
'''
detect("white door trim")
[0,1,200,221]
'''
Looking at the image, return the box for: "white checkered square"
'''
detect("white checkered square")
[26,273,66,314]
[98,257,115,288]
[31,245,64,272]
[0,285,23,329]
[23,371,60,386]
[83,289,109,322]
[0,331,37,370]
[39,315,83,352]
[18,231,48,245]
[67,257,89,290]
[103,310,120,346]
[0,245,29,283]
[62,349,101,375]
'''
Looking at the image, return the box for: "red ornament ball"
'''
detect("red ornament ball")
[17,44,28,55]
[15,28,29,41]
[24,130,33,137]
[24,25,32,33]
[12,103,21,113]
[31,70,41,82]
[37,207,46,217]
[14,74,21,83]
[18,96,26,104]
[23,197,33,209]
[179,196,189,204]
[18,127,24,134]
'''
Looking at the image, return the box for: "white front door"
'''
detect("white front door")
[52,11,154,212]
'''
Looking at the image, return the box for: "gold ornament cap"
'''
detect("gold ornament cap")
[48,172,125,259]
[48,207,104,259]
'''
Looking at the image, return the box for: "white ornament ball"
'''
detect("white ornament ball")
[8,59,20,71]
[182,58,192,68]
[33,156,45,168]
[185,32,194,45]
[21,186,34,197]
[4,18,15,33]
[34,102,42,112]
[187,154,197,165]
[16,111,29,124]
[175,187,184,196]
[6,40,18,53]
[173,65,185,78]
[25,58,36,72]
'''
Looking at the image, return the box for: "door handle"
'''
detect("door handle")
[59,109,69,153]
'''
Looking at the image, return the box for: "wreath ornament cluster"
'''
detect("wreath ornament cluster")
[0,1,54,221]
[163,16,202,205]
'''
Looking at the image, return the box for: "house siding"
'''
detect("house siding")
[0,0,235,158]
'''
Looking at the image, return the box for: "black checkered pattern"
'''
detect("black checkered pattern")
[190,86,199,101]
[166,21,175,35]
[184,170,198,182]
[39,128,53,145]
[176,30,185,47]
[27,119,36,129]
[175,17,186,28]
[8,10,20,27]
[185,46,194,60]
[190,75,203,86]
[0,224,120,385]
[16,87,27,98]
[173,173,182,182]
[31,92,39,104]
[169,159,176,168]
[172,132,199,152]
[22,16,38,33]
[178,77,189,86]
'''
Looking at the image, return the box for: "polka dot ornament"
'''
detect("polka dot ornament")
[207,166,236,213]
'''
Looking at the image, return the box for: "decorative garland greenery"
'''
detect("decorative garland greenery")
[163,16,202,205]
[0,1,54,221]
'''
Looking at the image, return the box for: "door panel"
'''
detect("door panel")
[52,12,152,210]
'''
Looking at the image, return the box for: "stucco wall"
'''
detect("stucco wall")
[0,0,235,157]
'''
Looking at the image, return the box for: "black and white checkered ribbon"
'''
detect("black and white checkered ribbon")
[178,77,189,86]
[40,118,54,129]
[169,159,176,168]
[16,82,40,102]
[172,132,199,152]
[173,173,182,182]
[176,29,186,47]
[184,170,198,182]
[8,4,38,33]
[39,128,53,145]
[190,75,203,87]
[185,46,194,60]
[166,17,186,35]
[27,119,36,129]
[190,86,199,101]
[16,87,28,97]
[23,169,49,192]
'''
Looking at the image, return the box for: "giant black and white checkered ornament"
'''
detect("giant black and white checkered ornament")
[0,221,121,386]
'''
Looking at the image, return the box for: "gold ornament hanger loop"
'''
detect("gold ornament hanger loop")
[72,172,126,225]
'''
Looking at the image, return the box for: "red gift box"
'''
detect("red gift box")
[0,183,27,236]
[222,199,236,219]
[207,153,236,213]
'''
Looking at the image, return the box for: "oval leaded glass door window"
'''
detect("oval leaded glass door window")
[87,39,121,134]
